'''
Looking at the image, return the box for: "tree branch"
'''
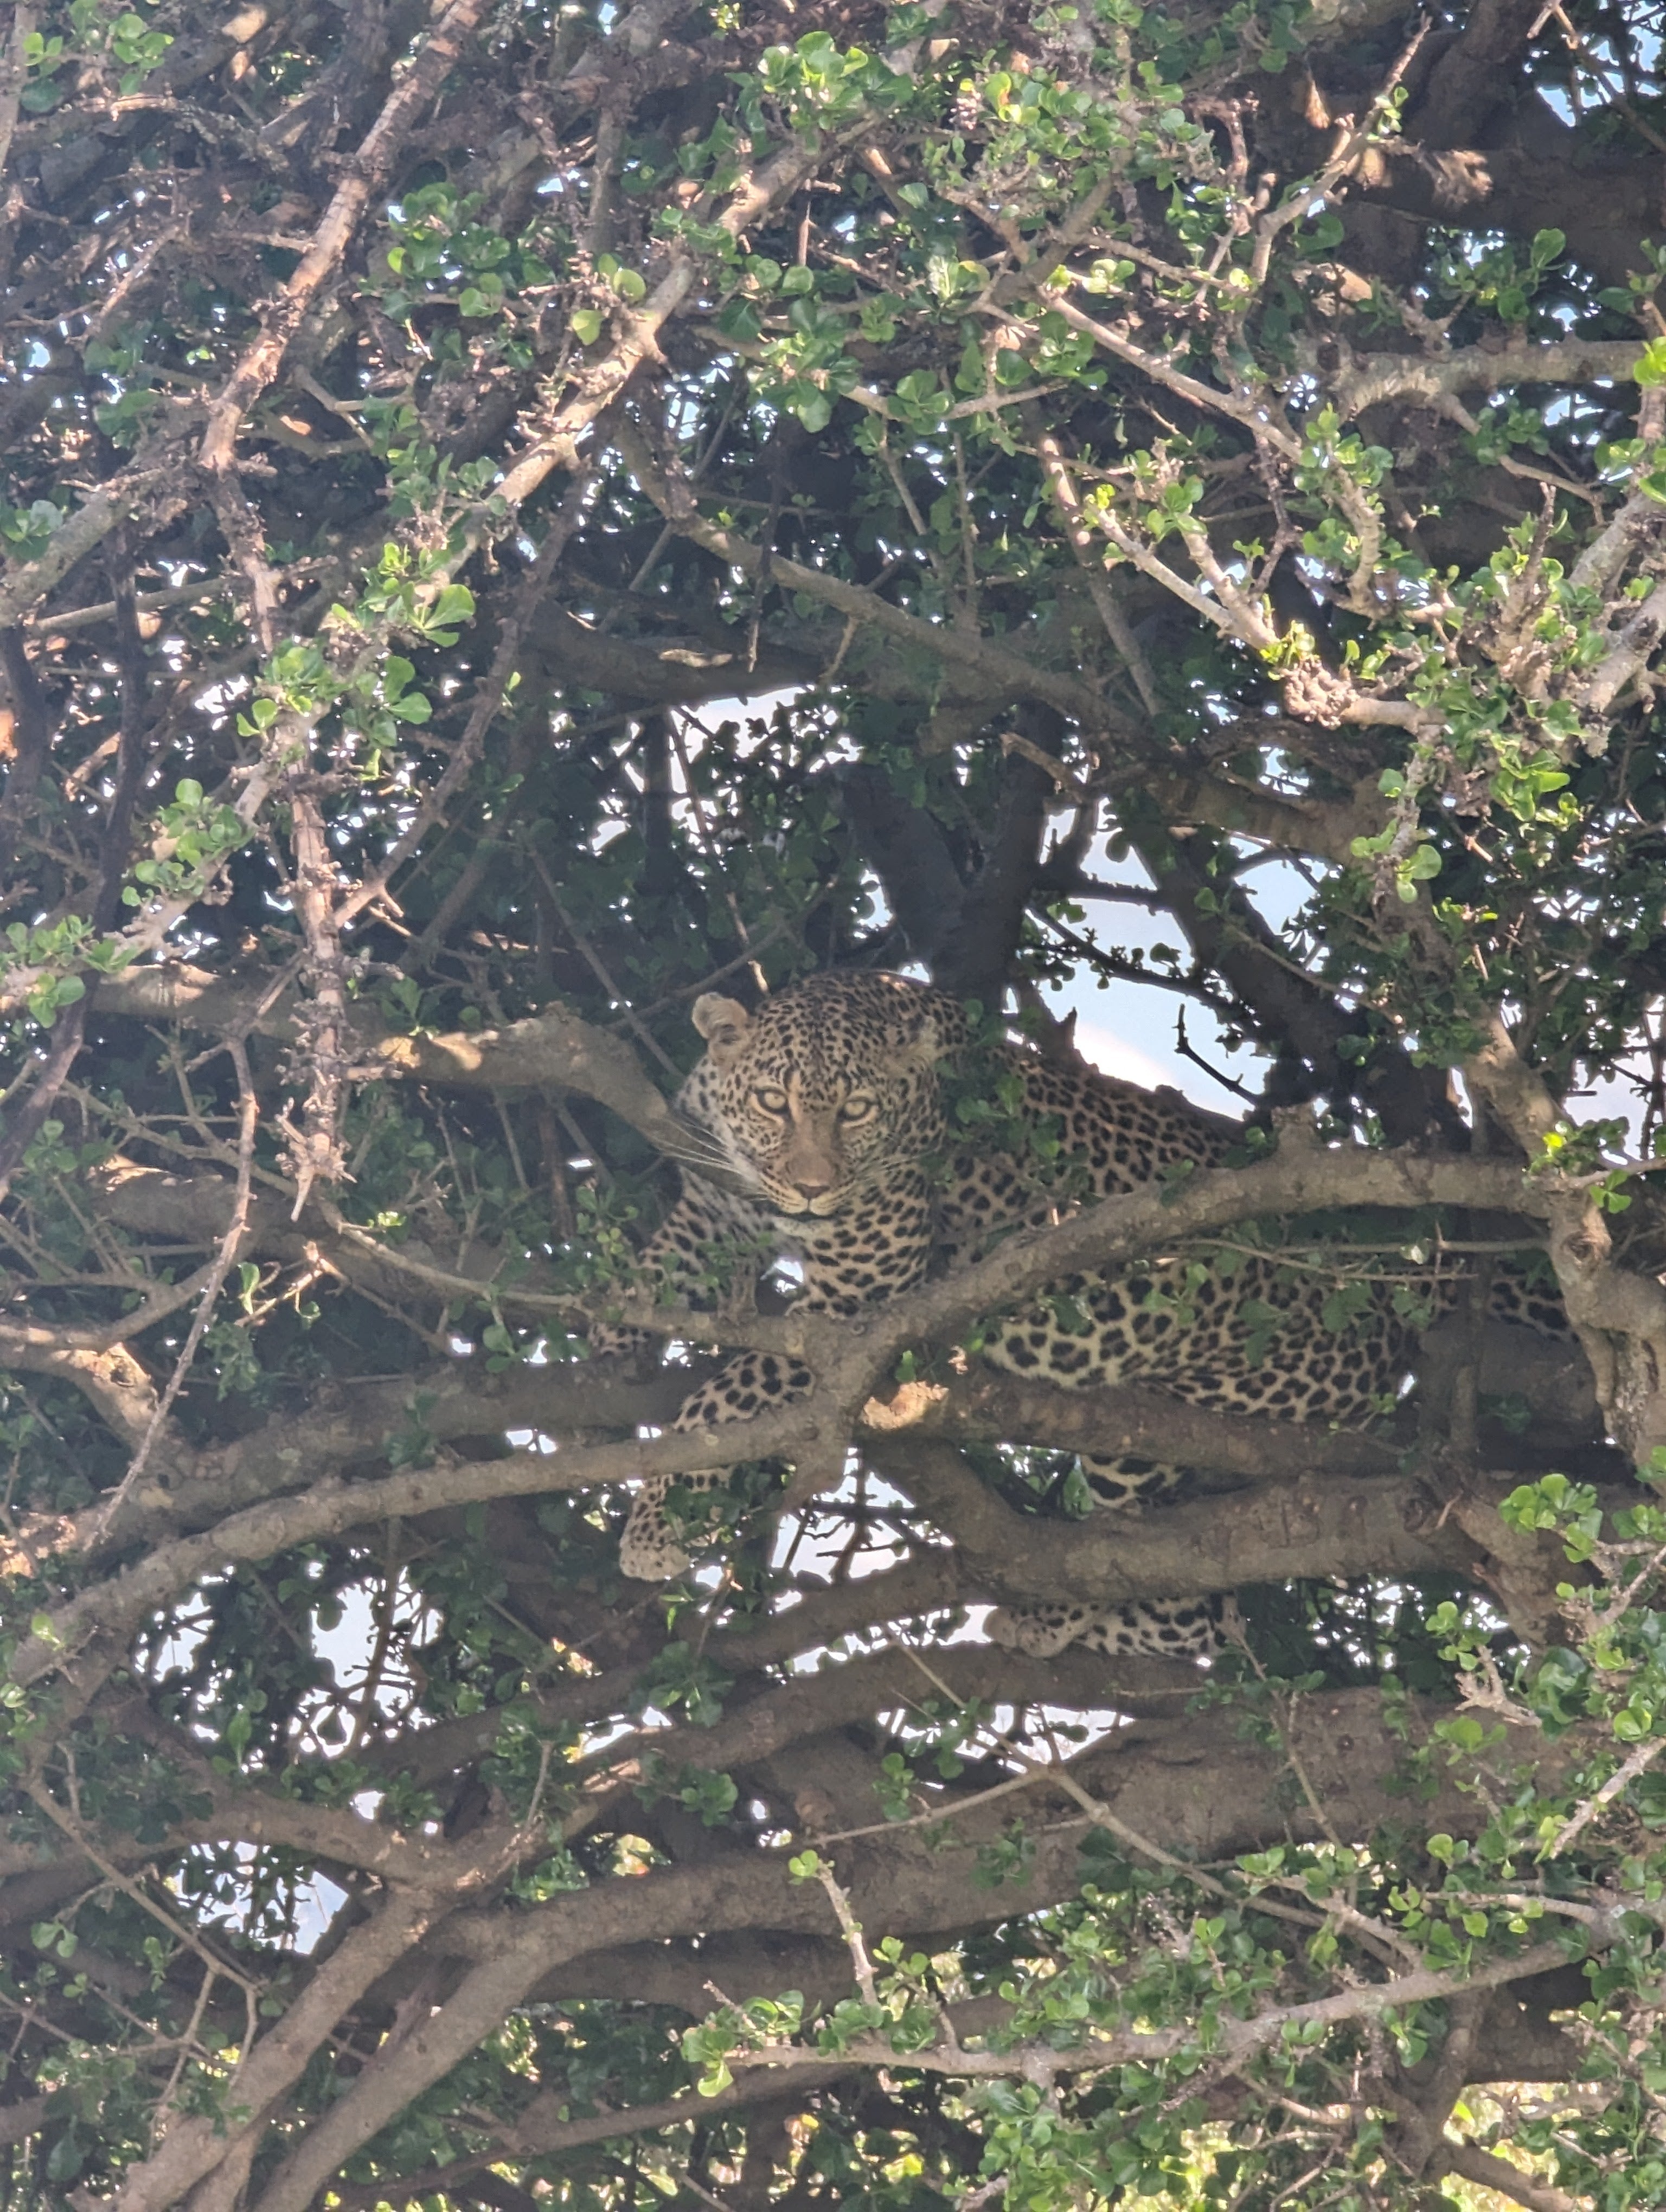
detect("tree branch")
[1443,2139,1587,2212]
[614,412,1132,737]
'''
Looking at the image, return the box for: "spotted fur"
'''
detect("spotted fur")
[599,973,1551,1660]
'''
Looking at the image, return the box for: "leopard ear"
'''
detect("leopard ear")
[693,993,752,1068]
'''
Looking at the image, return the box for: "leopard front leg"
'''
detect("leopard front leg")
[588,1180,791,1579]
[616,1180,932,1579]
[979,1274,1190,1653]
[619,1348,814,1579]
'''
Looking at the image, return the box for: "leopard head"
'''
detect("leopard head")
[688,974,956,1217]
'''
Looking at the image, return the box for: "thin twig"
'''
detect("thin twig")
[530,850,681,1076]
[93,1038,259,1539]
[1540,1733,1666,1860]
[815,1859,880,2008]
[338,462,597,931]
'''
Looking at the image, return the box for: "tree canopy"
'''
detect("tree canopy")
[8,0,1666,2205]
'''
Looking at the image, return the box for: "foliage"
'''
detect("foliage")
[5,0,1666,2205]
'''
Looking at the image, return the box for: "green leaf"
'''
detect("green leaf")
[46,2129,84,2183]
[1636,337,1666,388]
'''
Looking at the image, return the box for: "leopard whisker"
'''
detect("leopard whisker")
[660,1115,732,1165]
[661,1136,744,1175]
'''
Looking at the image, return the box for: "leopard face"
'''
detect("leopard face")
[684,972,963,1218]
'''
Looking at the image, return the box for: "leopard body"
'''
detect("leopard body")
[604,972,1546,1658]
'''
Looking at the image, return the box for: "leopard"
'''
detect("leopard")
[597,970,1557,1660]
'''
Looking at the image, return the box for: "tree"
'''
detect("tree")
[5,0,1666,2203]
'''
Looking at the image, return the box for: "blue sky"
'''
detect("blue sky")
[1048,847,1314,1110]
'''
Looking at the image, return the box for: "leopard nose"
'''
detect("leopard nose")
[795,1176,833,1198]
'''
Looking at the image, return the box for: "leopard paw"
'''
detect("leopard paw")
[619,1482,692,1581]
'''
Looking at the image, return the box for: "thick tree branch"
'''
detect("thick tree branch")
[1310,336,1645,422]
[11,1131,1569,1684]
[85,964,697,1162]
[1465,1010,1666,1465]
[1443,2140,1587,2212]
[103,1889,439,2212]
[1412,0,1548,149]
[869,1437,1612,1630]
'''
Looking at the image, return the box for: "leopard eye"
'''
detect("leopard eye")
[752,1086,790,1117]
[839,1094,876,1123]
